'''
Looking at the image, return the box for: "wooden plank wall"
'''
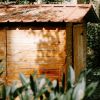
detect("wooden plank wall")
[73,24,86,79]
[6,26,67,84]
[0,29,6,83]
[65,24,73,81]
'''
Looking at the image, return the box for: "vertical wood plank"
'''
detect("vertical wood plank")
[73,24,86,79]
[66,23,73,78]
[0,29,6,83]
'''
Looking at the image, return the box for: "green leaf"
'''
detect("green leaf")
[2,85,6,100]
[38,78,46,90]
[24,90,31,100]
[78,70,86,82]
[30,75,37,96]
[19,73,29,86]
[59,94,65,100]
[61,73,65,92]
[10,82,17,94]
[72,77,86,100]
[67,65,75,89]
[49,91,56,100]
[36,88,47,98]
[52,80,57,89]
[12,82,30,98]
[6,86,11,97]
[65,88,73,100]
[85,82,98,97]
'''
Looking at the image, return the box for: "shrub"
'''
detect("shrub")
[1,66,98,100]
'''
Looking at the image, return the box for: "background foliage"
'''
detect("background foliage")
[86,23,100,100]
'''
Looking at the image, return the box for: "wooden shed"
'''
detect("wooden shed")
[0,4,99,84]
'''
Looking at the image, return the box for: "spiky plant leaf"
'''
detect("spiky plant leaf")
[61,73,65,92]
[67,65,75,89]
[38,78,46,90]
[65,88,73,100]
[85,82,98,97]
[49,91,56,100]
[24,90,31,100]
[72,77,86,100]
[30,75,37,96]
[10,82,17,94]
[6,86,11,97]
[19,73,28,86]
[1,85,6,100]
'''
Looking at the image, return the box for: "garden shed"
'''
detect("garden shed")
[0,4,99,84]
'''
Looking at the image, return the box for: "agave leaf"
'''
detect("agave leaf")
[78,70,86,82]
[19,73,28,86]
[24,90,31,100]
[67,65,75,89]
[49,91,56,100]
[38,78,46,90]
[52,80,57,89]
[6,86,11,97]
[1,85,6,100]
[36,88,47,98]
[10,82,17,94]
[61,73,65,92]
[30,75,37,96]
[44,90,50,98]
[45,78,52,86]
[58,94,65,100]
[65,88,73,100]
[13,82,30,98]
[85,82,98,97]
[52,79,59,93]
[72,77,86,100]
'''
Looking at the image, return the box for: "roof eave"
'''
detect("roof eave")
[84,6,100,23]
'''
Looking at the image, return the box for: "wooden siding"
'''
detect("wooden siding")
[65,24,73,82]
[0,29,6,83]
[73,24,86,79]
[6,26,67,84]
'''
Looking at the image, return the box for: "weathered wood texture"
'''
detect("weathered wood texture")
[65,24,73,82]
[0,29,6,83]
[6,26,66,84]
[73,24,86,79]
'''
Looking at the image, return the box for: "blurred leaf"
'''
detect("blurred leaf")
[49,91,56,100]
[72,77,86,100]
[52,80,57,89]
[19,73,28,86]
[24,90,31,100]
[65,88,73,100]
[12,82,30,98]
[62,73,65,92]
[86,69,92,75]
[10,82,17,94]
[67,65,75,89]
[38,78,46,90]
[6,86,11,97]
[78,70,86,82]
[2,85,6,100]
[85,82,98,97]
[36,88,47,98]
[30,75,37,96]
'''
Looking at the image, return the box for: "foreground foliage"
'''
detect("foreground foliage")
[0,66,98,100]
